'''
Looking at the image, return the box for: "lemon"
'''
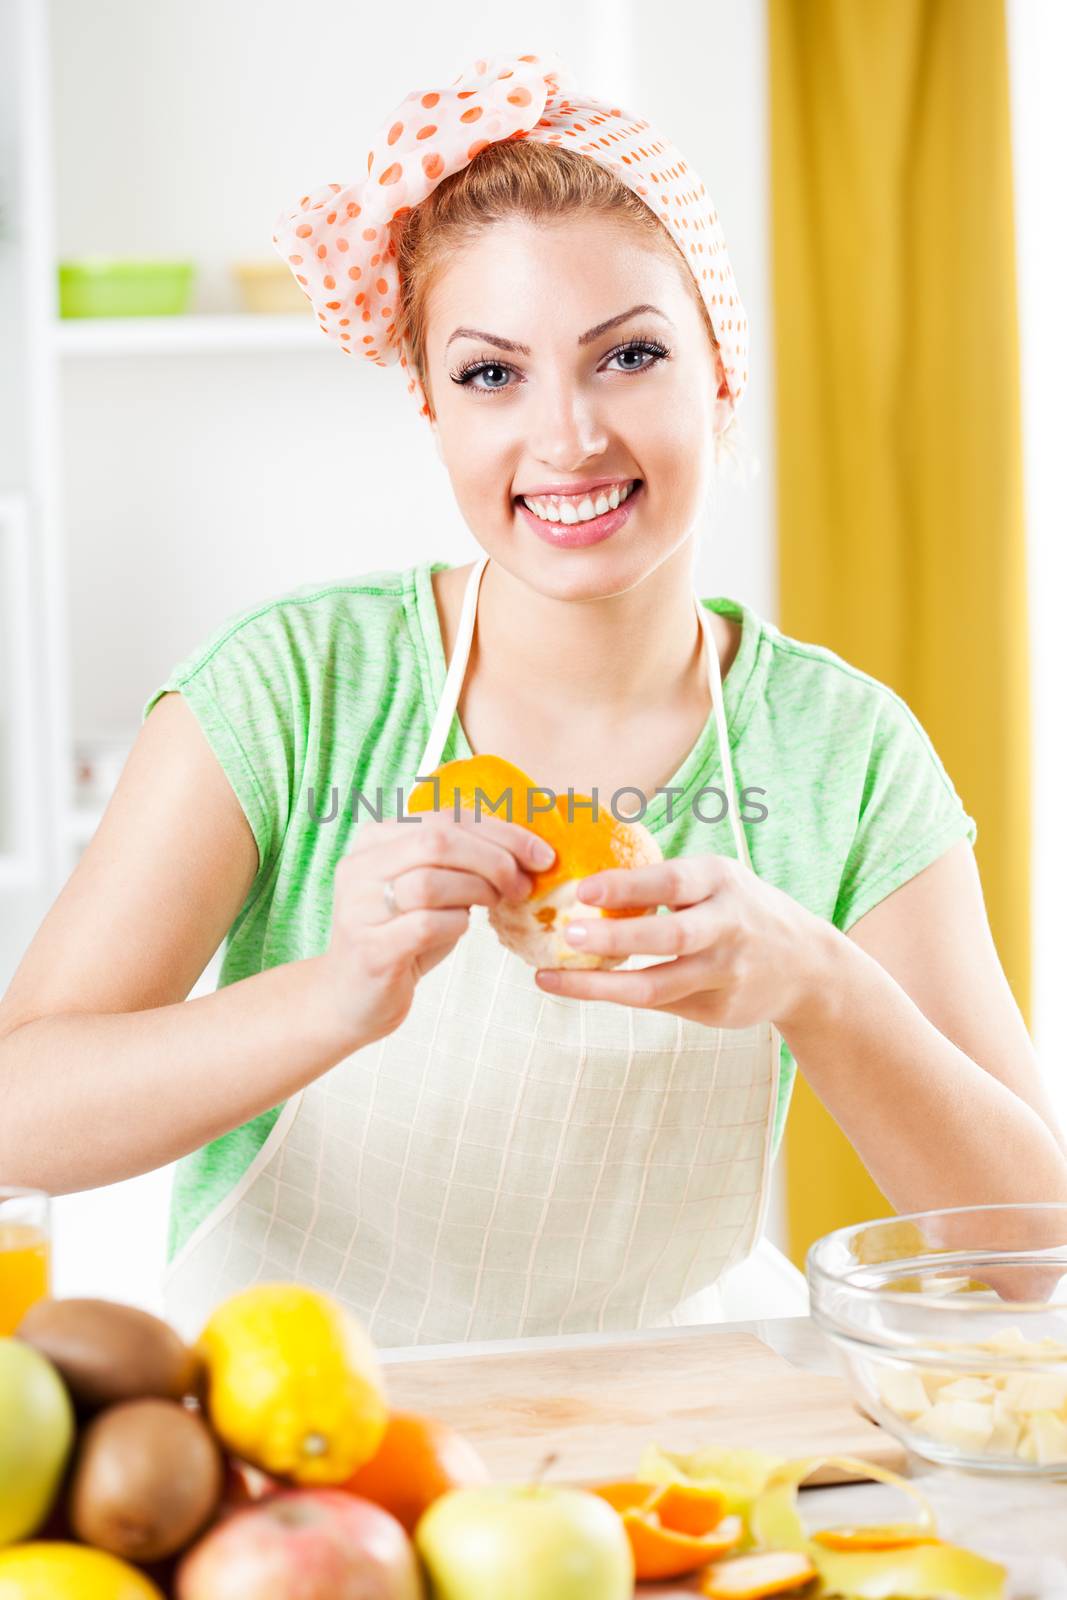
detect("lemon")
[0,1542,163,1599]
[196,1282,388,1484]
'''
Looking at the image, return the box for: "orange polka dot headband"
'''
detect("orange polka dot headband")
[272,50,749,424]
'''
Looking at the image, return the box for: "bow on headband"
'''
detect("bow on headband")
[273,51,748,425]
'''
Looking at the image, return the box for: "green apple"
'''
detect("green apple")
[0,1337,75,1544]
[414,1482,634,1600]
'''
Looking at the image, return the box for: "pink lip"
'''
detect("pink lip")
[515,475,638,498]
[515,481,643,547]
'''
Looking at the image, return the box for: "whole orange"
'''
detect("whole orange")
[340,1411,490,1534]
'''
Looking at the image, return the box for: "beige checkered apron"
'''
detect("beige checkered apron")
[164,555,806,1346]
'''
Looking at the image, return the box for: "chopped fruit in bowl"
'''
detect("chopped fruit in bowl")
[408,754,662,970]
[808,1202,1067,1473]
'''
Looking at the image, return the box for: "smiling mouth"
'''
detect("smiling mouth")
[514,480,641,526]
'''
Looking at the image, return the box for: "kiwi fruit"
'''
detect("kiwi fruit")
[16,1297,201,1410]
[69,1396,224,1563]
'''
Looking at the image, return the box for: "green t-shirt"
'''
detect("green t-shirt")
[142,559,977,1263]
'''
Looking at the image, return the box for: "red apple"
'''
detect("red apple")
[175,1488,424,1599]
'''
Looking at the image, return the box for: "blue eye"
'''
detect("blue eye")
[449,338,670,397]
[461,361,512,392]
[607,342,668,373]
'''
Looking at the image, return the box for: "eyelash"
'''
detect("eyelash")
[448,337,672,396]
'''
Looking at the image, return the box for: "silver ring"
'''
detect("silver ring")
[382,878,399,919]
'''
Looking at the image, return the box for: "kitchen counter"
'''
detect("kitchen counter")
[382,1315,1067,1596]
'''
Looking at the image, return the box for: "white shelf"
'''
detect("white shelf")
[51,312,326,357]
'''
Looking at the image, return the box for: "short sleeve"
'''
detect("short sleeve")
[832,690,978,934]
[142,616,296,882]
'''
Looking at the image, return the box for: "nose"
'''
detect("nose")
[526,376,609,472]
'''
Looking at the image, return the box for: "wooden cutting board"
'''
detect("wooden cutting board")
[383,1329,905,1490]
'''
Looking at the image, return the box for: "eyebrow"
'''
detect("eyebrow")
[445,304,673,355]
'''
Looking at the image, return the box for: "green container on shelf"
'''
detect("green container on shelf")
[57,258,196,318]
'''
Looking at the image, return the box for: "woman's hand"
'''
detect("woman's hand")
[319,811,555,1047]
[534,853,831,1028]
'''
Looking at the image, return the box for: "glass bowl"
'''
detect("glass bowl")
[807,1203,1067,1475]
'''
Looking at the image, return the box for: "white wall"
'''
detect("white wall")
[34,0,779,1310]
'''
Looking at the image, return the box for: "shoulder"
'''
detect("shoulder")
[768,616,961,788]
[716,595,940,757]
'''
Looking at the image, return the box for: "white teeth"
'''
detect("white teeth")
[521,481,636,525]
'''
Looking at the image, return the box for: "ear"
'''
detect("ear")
[430,421,444,462]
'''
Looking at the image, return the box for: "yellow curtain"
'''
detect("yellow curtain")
[768,0,1031,1265]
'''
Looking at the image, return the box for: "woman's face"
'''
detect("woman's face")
[422,213,721,599]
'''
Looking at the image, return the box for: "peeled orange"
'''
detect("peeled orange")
[409,755,662,970]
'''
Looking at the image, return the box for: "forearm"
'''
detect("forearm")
[777,925,1067,1213]
[0,956,360,1195]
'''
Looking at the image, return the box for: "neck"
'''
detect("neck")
[469,545,708,716]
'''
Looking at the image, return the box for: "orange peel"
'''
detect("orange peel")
[700,1550,817,1598]
[811,1523,939,1553]
[590,1479,741,1581]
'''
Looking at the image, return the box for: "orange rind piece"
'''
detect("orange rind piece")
[652,1481,728,1534]
[591,1481,662,1516]
[590,1480,741,1581]
[811,1522,940,1552]
[699,1550,818,1598]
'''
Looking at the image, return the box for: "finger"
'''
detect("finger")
[576,854,732,912]
[559,902,723,960]
[415,807,551,881]
[366,865,517,923]
[356,815,537,902]
[372,906,471,965]
[537,950,725,1010]
[421,805,556,876]
[354,809,550,877]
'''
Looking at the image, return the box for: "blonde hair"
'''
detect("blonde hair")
[388,140,756,483]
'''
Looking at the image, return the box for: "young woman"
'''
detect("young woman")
[2,53,1064,1346]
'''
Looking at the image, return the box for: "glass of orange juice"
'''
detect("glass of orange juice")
[0,1187,50,1334]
